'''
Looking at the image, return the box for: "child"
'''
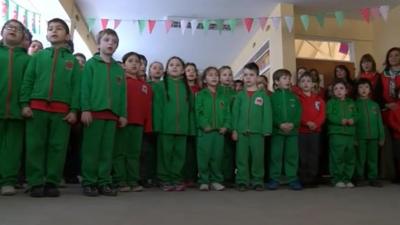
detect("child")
[354,78,384,187]
[153,56,194,191]
[28,40,43,55]
[296,73,325,187]
[326,79,357,188]
[196,67,229,191]
[232,62,272,191]
[113,52,152,192]
[358,54,382,102]
[310,69,326,100]
[185,63,201,93]
[20,18,81,197]
[80,28,127,197]
[148,61,164,83]
[292,67,307,95]
[328,65,354,98]
[74,53,86,67]
[257,75,272,96]
[0,19,30,196]
[267,69,302,191]
[234,80,244,92]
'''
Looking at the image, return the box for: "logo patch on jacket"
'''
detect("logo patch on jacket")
[116,76,122,84]
[289,98,296,108]
[315,101,321,111]
[65,60,74,70]
[142,85,148,94]
[220,101,225,108]
[255,97,263,106]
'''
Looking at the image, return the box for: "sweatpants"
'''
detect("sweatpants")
[197,131,224,184]
[298,133,320,185]
[329,134,355,183]
[269,134,299,183]
[356,139,379,181]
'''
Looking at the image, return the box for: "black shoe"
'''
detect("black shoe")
[98,185,117,196]
[44,183,60,197]
[29,185,45,198]
[83,185,99,197]
[65,176,80,184]
[369,180,383,188]
[237,184,248,192]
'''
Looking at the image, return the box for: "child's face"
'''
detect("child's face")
[185,65,197,81]
[28,41,43,55]
[361,60,373,72]
[1,21,24,46]
[219,69,233,86]
[297,68,307,78]
[388,50,400,67]
[167,58,184,77]
[140,59,146,72]
[256,76,267,90]
[46,22,69,45]
[150,63,164,79]
[205,69,219,87]
[75,56,86,66]
[358,83,370,98]
[124,55,140,75]
[335,67,346,79]
[234,82,243,92]
[98,34,118,56]
[243,68,257,88]
[299,76,313,92]
[275,75,291,89]
[333,83,347,99]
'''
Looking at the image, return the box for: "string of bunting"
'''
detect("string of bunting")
[1,0,42,34]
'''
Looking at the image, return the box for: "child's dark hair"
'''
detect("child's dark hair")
[24,27,32,44]
[48,18,70,34]
[332,78,348,91]
[359,54,377,73]
[185,62,198,75]
[234,80,244,85]
[67,39,74,52]
[96,28,119,45]
[202,66,219,81]
[384,47,400,70]
[296,66,307,75]
[1,19,25,35]
[356,78,372,96]
[299,72,313,82]
[31,40,43,47]
[139,54,148,68]
[244,62,259,75]
[273,69,291,82]
[164,56,191,101]
[122,51,141,64]
[334,65,352,81]
[74,53,86,61]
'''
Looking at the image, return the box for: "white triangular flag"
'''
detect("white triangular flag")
[180,20,188,35]
[191,19,198,35]
[271,17,281,30]
[284,16,294,33]
[379,5,390,22]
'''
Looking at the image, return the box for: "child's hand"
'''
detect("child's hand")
[64,112,77,124]
[280,123,289,132]
[386,103,399,110]
[219,127,227,134]
[264,133,271,136]
[347,119,354,125]
[204,127,212,132]
[287,123,294,131]
[119,117,128,128]
[22,106,33,118]
[231,130,238,141]
[306,121,317,130]
[379,140,385,147]
[81,111,92,126]
[341,119,348,125]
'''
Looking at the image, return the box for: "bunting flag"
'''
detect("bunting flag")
[215,19,224,34]
[22,8,27,26]
[101,18,108,29]
[86,18,96,32]
[284,16,294,33]
[1,0,9,20]
[379,5,389,22]
[339,42,349,54]
[258,17,268,31]
[138,20,146,34]
[334,11,345,27]
[227,18,237,32]
[31,13,36,33]
[370,7,381,19]
[164,20,173,33]
[360,8,370,23]
[243,17,253,32]
[38,15,41,34]
[202,19,210,32]
[271,17,280,30]
[191,19,198,35]
[180,19,188,35]
[113,19,121,29]
[148,20,156,33]
[315,13,325,28]
[300,14,309,30]
[12,4,18,19]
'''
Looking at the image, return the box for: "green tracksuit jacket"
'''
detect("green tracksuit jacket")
[355,99,384,141]
[270,89,301,135]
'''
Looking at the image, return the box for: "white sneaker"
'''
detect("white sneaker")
[119,186,131,192]
[199,184,209,191]
[1,185,16,196]
[346,182,355,188]
[211,183,225,191]
[335,182,346,188]
[131,185,144,192]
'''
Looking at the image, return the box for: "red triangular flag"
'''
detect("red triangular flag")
[101,18,109,29]
[259,17,268,31]
[113,19,121,29]
[164,20,173,33]
[243,18,254,32]
[360,8,370,23]
[148,20,156,33]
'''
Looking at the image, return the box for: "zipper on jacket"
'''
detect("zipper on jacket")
[5,48,14,118]
[106,63,112,108]
[283,90,287,121]
[247,93,253,132]
[365,100,372,138]
[212,91,216,129]
[48,48,59,102]
[175,80,181,133]
[340,100,345,132]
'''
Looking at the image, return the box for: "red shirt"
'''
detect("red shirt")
[30,100,69,113]
[91,111,119,121]
[125,75,153,132]
[384,101,400,139]
[247,91,255,97]
[190,84,201,94]
[296,91,326,133]
[360,72,380,90]
[381,70,400,104]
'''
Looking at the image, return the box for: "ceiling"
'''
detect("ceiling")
[75,0,399,70]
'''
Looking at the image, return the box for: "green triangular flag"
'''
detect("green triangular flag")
[138,20,146,34]
[86,18,96,32]
[2,0,9,20]
[32,13,36,34]
[215,19,224,34]
[300,14,309,30]
[315,13,325,28]
[202,19,210,32]
[227,19,237,32]
[335,11,345,27]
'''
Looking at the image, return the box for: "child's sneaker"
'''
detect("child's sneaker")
[161,183,175,192]
[253,184,264,191]
[29,185,45,198]
[199,184,209,191]
[44,183,60,197]
[335,182,346,188]
[98,185,118,196]
[369,180,383,187]
[237,184,248,192]
[346,182,355,188]
[266,180,279,190]
[119,186,131,192]
[131,185,144,192]
[211,183,225,191]
[59,179,67,188]
[289,180,303,191]
[175,184,186,191]
[83,185,99,197]
[1,185,16,196]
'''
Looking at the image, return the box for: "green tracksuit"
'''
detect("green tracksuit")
[355,98,384,181]
[195,88,230,184]
[153,76,194,184]
[232,89,272,186]
[20,47,81,187]
[327,98,357,183]
[269,89,301,183]
[0,45,30,187]
[80,54,126,187]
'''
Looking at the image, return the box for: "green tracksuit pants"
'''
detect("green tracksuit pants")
[0,120,24,186]
[356,139,379,181]
[269,134,299,183]
[329,134,355,183]
[157,134,187,184]
[81,120,117,187]
[25,110,70,187]
[113,125,143,186]
[197,131,224,184]
[235,133,264,186]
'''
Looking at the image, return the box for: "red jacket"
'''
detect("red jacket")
[296,91,326,133]
[381,70,400,104]
[384,101,400,139]
[125,75,153,132]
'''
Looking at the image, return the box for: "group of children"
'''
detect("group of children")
[1,18,400,198]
